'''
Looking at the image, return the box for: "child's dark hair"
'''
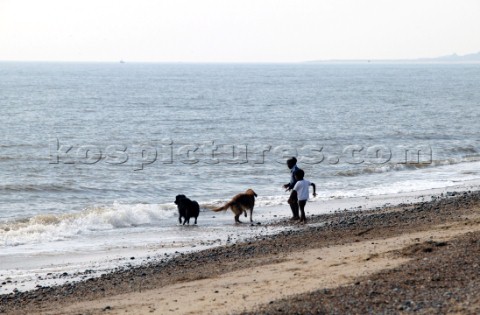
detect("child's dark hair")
[287,157,297,168]
[294,169,304,180]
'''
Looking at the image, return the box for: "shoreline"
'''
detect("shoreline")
[2,181,479,295]
[1,189,480,314]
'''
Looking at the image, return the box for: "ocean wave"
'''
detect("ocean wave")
[0,202,178,246]
[0,143,37,148]
[0,183,83,193]
[447,145,478,154]
[336,155,480,177]
[0,156,18,161]
[0,194,294,247]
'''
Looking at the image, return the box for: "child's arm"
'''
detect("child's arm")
[311,183,317,197]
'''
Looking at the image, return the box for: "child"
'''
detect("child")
[288,169,316,223]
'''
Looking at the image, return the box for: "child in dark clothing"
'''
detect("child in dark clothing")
[283,157,302,220]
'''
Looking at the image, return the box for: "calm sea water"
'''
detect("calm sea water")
[1,62,480,260]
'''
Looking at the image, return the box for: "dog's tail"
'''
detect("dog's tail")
[211,201,234,212]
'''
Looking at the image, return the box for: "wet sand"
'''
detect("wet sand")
[1,191,480,314]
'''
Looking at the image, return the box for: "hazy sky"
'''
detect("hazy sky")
[1,0,479,62]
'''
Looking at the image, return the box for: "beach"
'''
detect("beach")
[1,190,479,314]
[2,2,480,314]
[2,62,480,297]
[1,62,480,314]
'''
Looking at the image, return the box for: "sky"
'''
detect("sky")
[1,0,480,62]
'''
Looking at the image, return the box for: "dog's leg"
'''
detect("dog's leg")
[194,216,197,224]
[249,208,253,222]
[232,205,242,223]
[179,215,182,224]
[244,210,247,217]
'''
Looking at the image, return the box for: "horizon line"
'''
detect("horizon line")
[1,51,480,65]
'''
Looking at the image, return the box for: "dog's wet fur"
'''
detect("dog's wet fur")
[212,189,257,223]
[174,195,200,225]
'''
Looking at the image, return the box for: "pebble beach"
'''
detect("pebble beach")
[1,190,479,314]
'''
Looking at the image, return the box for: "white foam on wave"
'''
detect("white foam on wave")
[4,159,480,248]
[0,195,289,249]
[335,155,480,177]
[0,202,178,247]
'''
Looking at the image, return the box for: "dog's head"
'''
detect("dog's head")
[174,194,187,204]
[245,189,257,198]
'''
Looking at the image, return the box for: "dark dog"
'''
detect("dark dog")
[211,189,257,223]
[174,195,200,225]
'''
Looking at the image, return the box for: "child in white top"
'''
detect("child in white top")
[288,169,316,223]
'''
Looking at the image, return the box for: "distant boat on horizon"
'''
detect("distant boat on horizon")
[120,60,125,64]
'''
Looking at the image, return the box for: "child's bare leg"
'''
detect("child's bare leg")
[290,199,299,219]
[299,200,307,223]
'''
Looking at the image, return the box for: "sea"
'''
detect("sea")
[1,62,480,293]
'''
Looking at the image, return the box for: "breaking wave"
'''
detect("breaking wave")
[0,194,293,247]
[0,202,178,246]
[336,155,480,177]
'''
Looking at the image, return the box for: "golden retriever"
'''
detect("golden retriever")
[212,189,257,223]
